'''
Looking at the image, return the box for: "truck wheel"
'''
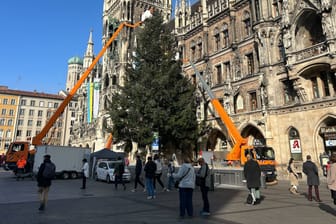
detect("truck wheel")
[62,172,70,179]
[70,172,78,179]
[106,175,111,184]
[94,173,99,181]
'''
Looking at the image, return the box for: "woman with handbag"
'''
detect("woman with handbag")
[196,158,210,216]
[173,157,195,218]
[288,158,300,195]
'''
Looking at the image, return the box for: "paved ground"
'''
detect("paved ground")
[0,169,335,224]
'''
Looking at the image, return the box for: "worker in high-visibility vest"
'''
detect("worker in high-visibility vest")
[16,156,26,180]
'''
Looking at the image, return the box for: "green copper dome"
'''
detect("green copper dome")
[67,56,83,65]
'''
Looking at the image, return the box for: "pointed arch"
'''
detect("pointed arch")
[313,113,336,156]
[287,126,302,161]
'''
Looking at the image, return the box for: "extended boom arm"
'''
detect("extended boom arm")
[189,62,249,160]
[32,21,143,146]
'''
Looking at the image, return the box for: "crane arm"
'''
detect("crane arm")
[105,133,113,149]
[189,61,248,159]
[32,21,143,146]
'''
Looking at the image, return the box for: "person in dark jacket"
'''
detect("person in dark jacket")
[302,155,321,202]
[197,157,211,216]
[131,155,145,192]
[37,154,55,211]
[243,152,261,205]
[114,157,126,190]
[144,156,156,199]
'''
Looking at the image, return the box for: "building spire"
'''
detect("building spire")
[83,29,94,69]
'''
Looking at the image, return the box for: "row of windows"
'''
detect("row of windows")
[20,99,59,108]
[1,109,15,116]
[1,127,61,139]
[0,118,14,126]
[192,53,255,87]
[283,71,336,103]
[0,98,16,105]
[18,109,53,118]
[0,129,11,138]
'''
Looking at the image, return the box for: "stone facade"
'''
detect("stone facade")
[68,0,172,152]
[175,0,336,178]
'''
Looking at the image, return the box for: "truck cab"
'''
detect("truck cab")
[5,142,35,172]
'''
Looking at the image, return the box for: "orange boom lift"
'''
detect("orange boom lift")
[5,21,143,171]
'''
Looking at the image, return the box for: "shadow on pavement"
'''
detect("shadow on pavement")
[318,203,336,216]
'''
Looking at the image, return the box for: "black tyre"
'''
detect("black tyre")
[70,172,78,179]
[62,172,70,179]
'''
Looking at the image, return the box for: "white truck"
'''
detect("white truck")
[33,145,91,179]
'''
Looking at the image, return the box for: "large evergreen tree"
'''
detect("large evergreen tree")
[107,12,198,156]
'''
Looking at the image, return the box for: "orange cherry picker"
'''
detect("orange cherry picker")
[5,21,143,171]
[189,61,277,182]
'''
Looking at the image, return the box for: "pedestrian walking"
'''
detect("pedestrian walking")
[131,155,145,192]
[144,156,157,199]
[153,154,166,191]
[114,157,126,190]
[173,157,195,218]
[302,155,321,202]
[243,153,261,205]
[197,157,211,216]
[37,154,56,211]
[166,159,175,191]
[288,158,300,195]
[0,153,5,167]
[16,156,26,180]
[81,158,89,189]
[327,153,336,205]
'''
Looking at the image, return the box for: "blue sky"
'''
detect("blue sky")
[0,0,190,94]
[0,0,103,94]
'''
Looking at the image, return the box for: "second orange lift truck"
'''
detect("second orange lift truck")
[189,61,277,183]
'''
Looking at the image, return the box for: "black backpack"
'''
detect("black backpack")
[42,162,56,179]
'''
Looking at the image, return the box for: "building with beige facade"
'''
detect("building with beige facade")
[0,87,19,154]
[0,86,75,153]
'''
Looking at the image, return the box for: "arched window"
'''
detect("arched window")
[243,11,251,37]
[112,75,117,85]
[214,28,220,51]
[288,127,302,161]
[190,40,196,62]
[222,23,229,48]
[104,74,109,88]
[197,37,202,59]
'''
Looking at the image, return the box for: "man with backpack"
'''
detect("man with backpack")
[37,154,56,211]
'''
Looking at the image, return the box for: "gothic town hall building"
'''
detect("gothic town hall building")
[67,0,336,177]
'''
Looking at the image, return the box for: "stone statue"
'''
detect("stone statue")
[321,12,333,38]
[283,29,292,49]
[282,0,290,28]
[321,0,331,11]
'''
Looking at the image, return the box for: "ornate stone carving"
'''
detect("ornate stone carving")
[282,0,290,28]
[321,12,334,38]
